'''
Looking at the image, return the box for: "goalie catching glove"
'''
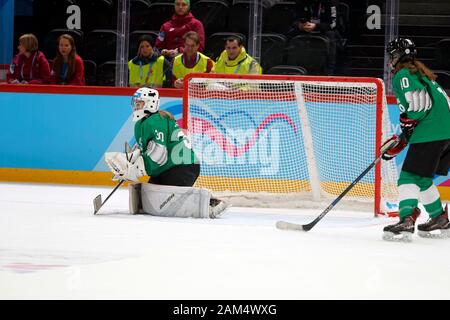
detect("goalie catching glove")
[105,148,147,182]
[381,134,408,161]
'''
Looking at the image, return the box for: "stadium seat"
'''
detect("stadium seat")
[43,29,84,60]
[285,34,330,75]
[265,65,307,75]
[97,61,117,86]
[84,29,118,64]
[343,67,383,78]
[83,59,97,85]
[47,58,96,85]
[130,0,151,31]
[129,30,159,59]
[191,0,229,35]
[145,3,175,31]
[263,1,296,34]
[228,0,268,35]
[264,65,308,76]
[259,33,287,70]
[205,32,247,61]
[79,0,115,32]
[337,2,350,39]
[33,0,78,36]
[435,39,450,70]
[347,56,384,69]
[435,70,450,91]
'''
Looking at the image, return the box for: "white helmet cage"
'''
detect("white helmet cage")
[131,87,160,122]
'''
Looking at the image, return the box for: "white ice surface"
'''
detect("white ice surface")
[1,182,450,300]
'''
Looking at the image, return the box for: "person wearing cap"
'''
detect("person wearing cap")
[155,0,205,60]
[128,34,172,88]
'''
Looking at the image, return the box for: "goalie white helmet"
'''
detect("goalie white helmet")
[131,87,160,122]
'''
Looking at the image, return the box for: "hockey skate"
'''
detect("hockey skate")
[382,208,421,242]
[417,205,450,239]
[209,198,231,219]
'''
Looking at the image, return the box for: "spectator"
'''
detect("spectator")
[155,0,205,60]
[7,33,51,84]
[128,35,172,88]
[286,0,343,75]
[172,31,214,89]
[211,36,262,75]
[50,34,85,85]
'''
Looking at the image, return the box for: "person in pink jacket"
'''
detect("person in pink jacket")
[50,34,85,85]
[7,33,51,84]
[155,0,205,60]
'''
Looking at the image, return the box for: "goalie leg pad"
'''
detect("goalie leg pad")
[129,183,143,214]
[141,183,211,218]
[209,197,231,218]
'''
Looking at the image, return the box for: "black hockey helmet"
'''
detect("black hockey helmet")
[386,38,417,69]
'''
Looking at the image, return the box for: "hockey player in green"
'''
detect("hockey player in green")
[105,87,229,218]
[382,38,450,241]
[133,88,199,186]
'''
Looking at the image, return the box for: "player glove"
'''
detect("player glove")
[399,113,417,138]
[381,134,408,161]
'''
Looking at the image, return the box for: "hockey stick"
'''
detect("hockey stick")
[93,180,125,214]
[93,142,133,215]
[276,135,402,232]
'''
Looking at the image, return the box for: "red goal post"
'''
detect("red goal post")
[182,73,398,215]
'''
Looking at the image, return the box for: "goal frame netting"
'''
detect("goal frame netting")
[182,73,397,216]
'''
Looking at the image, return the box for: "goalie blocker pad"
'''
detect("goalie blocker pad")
[129,183,211,218]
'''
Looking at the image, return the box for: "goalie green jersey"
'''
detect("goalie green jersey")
[134,112,197,177]
[392,68,450,144]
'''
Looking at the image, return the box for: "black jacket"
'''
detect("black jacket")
[294,0,339,33]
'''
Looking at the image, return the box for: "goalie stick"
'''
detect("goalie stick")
[276,134,403,232]
[93,180,125,214]
[93,142,134,215]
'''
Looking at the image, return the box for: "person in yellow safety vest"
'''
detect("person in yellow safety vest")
[172,31,214,89]
[128,35,172,88]
[211,36,262,75]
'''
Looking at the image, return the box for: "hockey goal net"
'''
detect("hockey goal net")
[182,73,398,215]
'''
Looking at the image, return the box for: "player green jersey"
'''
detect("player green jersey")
[134,112,197,177]
[392,68,450,144]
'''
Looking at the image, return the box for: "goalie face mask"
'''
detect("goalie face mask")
[132,98,146,122]
[131,87,160,122]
